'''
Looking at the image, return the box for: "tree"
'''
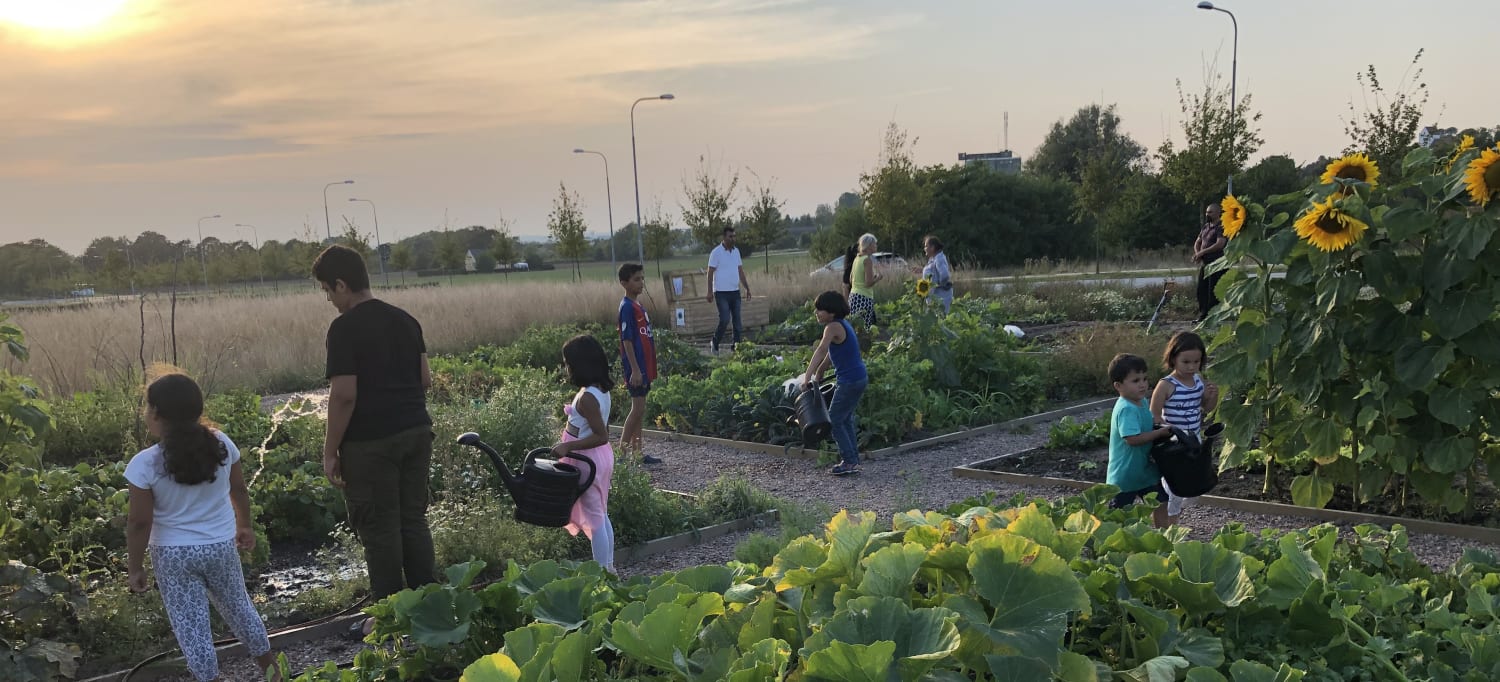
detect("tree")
[389,243,413,284]
[1234,155,1303,203]
[679,155,740,251]
[1343,49,1429,176]
[1027,104,1146,185]
[547,182,589,281]
[860,122,929,256]
[1157,74,1265,206]
[740,174,787,273]
[811,202,871,262]
[339,217,374,262]
[642,200,675,276]
[436,232,466,272]
[489,221,519,281]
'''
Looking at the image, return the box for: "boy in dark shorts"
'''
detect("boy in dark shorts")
[617,263,660,464]
[1107,353,1172,528]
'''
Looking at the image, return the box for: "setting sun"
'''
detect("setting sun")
[0,0,131,31]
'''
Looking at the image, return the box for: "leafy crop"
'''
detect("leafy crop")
[285,486,1500,681]
[1046,414,1111,451]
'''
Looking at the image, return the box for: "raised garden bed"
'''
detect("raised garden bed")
[955,445,1500,545]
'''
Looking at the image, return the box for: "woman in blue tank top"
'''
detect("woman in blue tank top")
[802,291,869,476]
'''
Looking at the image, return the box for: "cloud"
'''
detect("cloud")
[0,0,912,170]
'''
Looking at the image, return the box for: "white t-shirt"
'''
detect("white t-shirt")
[124,431,241,546]
[707,245,743,292]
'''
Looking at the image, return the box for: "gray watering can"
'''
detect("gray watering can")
[456,432,596,528]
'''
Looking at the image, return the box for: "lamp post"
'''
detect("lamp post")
[196,214,220,290]
[234,223,265,288]
[1196,1,1238,196]
[573,148,616,271]
[118,240,136,295]
[630,94,675,265]
[323,180,354,241]
[347,198,388,286]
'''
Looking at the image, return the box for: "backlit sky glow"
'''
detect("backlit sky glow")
[1,0,1494,252]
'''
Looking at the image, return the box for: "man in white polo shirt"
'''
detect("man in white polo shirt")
[705,226,752,353]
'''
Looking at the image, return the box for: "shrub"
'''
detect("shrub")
[1042,323,1169,401]
[41,386,140,466]
[1046,414,1111,451]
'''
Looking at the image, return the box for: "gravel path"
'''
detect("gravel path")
[157,407,1498,680]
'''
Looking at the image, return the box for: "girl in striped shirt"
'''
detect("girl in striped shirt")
[1149,332,1219,524]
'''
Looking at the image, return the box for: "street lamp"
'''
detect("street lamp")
[323,180,354,241]
[573,148,616,272]
[196,214,220,290]
[234,223,265,288]
[630,93,675,265]
[348,198,388,286]
[1196,1,1238,196]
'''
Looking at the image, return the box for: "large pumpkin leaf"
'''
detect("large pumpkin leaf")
[605,590,724,675]
[858,542,929,600]
[460,653,522,682]
[967,533,1089,672]
[1264,535,1325,609]
[799,595,960,680]
[800,640,896,682]
[726,637,791,682]
[1228,660,1305,682]
[405,587,482,647]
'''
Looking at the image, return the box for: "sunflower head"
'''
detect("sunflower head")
[915,278,932,297]
[1463,145,1500,207]
[1221,195,1247,239]
[1320,153,1381,190]
[1293,197,1370,252]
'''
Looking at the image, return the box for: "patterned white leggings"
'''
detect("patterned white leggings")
[151,541,271,681]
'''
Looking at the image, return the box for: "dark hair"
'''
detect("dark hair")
[147,374,227,485]
[562,335,615,391]
[312,245,370,293]
[924,235,944,251]
[841,244,858,288]
[1108,353,1148,384]
[1163,331,1208,370]
[722,226,735,237]
[814,290,849,319]
[617,262,644,282]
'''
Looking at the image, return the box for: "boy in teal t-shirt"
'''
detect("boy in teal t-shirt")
[1106,353,1171,528]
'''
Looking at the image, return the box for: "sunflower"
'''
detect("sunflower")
[1447,135,1476,172]
[1462,145,1500,206]
[1293,197,1369,252]
[1221,195,1246,239]
[915,278,932,297]
[1320,153,1381,189]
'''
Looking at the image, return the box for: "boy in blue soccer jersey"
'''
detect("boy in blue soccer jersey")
[617,263,661,464]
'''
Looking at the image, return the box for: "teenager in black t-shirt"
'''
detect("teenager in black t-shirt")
[313,245,436,627]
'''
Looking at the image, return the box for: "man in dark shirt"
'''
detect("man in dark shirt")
[313,245,436,610]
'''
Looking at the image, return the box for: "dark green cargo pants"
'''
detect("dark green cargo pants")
[340,425,437,599]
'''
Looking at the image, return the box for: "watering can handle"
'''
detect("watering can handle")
[522,447,552,471]
[563,453,597,492]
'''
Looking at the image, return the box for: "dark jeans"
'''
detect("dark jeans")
[713,291,743,348]
[1197,264,1225,321]
[341,424,437,599]
[828,377,868,466]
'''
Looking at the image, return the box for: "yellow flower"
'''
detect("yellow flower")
[1221,195,1246,239]
[1320,153,1381,189]
[1447,135,1476,172]
[1293,197,1369,252]
[1462,144,1500,206]
[915,278,932,297]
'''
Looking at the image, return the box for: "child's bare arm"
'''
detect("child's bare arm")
[1124,427,1169,446]
[1148,379,1173,424]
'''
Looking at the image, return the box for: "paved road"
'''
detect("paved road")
[987,269,1284,292]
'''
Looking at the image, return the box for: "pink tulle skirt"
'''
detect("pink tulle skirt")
[559,429,614,538]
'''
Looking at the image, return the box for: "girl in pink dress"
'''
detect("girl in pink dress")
[550,335,617,573]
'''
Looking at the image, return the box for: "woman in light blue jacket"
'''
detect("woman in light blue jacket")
[921,235,953,314]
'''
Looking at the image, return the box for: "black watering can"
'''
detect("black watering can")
[456,432,596,528]
[784,381,835,448]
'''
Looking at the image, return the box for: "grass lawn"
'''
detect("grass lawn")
[426,250,819,286]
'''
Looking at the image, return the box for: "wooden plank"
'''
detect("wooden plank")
[951,452,1500,545]
[615,510,781,563]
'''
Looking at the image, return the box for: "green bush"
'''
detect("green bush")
[1041,323,1169,401]
[41,386,140,466]
[428,368,565,498]
[1046,414,1111,451]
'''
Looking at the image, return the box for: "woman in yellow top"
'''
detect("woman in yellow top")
[848,233,881,328]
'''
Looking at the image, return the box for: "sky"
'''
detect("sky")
[0,0,1494,253]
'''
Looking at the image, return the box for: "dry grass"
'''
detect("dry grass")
[7,271,828,397]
